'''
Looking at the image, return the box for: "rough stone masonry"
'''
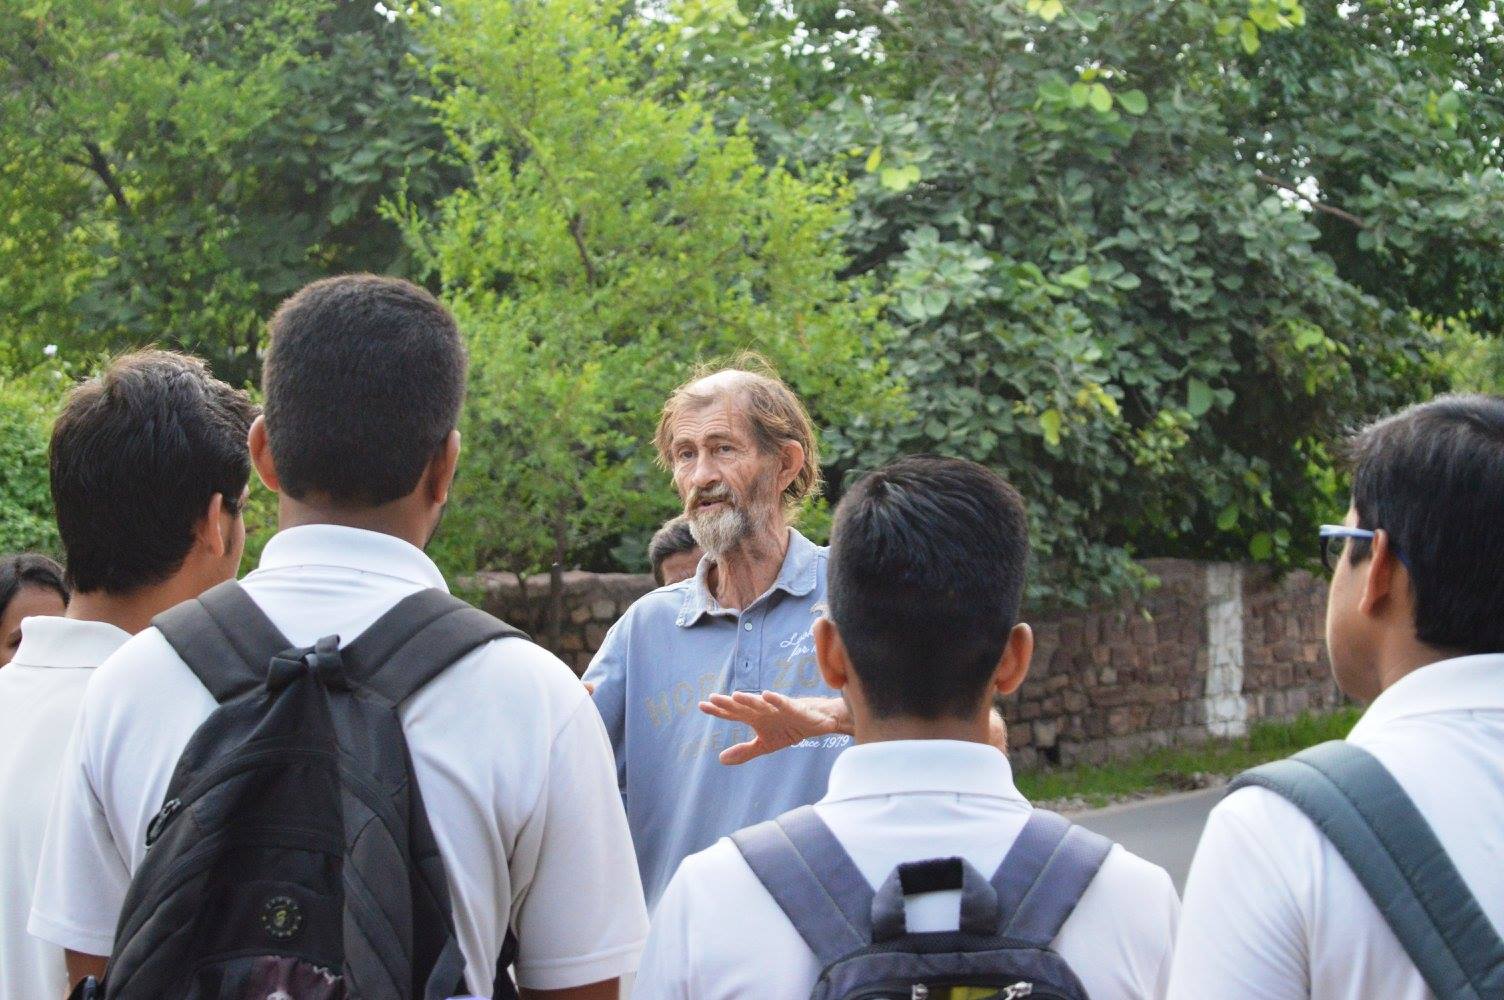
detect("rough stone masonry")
[476,558,1341,767]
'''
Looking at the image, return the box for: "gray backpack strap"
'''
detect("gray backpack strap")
[343,589,529,706]
[153,580,293,702]
[730,805,874,966]
[1231,740,1504,999]
[991,810,1113,947]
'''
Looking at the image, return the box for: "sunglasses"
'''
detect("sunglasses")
[1318,524,1407,575]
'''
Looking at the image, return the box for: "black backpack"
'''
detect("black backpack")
[94,579,528,1000]
[732,805,1113,1000]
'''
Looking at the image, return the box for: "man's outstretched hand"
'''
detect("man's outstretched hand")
[698,691,850,765]
[701,690,1012,764]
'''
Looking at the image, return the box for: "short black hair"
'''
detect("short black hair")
[263,274,467,507]
[0,553,68,618]
[50,351,256,594]
[1347,394,1504,654]
[828,455,1030,719]
[648,516,698,585]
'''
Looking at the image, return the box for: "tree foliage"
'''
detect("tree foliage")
[1,0,1497,609]
[401,0,896,598]
[0,0,454,383]
[0,370,63,557]
[677,0,1486,603]
[1244,1,1504,333]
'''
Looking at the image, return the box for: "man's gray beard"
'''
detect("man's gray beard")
[687,503,751,558]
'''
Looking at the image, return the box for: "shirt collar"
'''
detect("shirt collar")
[677,527,821,627]
[252,524,448,592]
[820,739,1030,806]
[11,616,130,670]
[1348,653,1504,740]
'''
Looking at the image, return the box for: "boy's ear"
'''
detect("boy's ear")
[814,616,850,691]
[194,492,230,559]
[426,430,462,506]
[1358,528,1401,617]
[992,623,1034,697]
[248,416,280,493]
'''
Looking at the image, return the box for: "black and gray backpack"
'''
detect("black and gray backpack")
[731,805,1113,1000]
[92,579,528,1000]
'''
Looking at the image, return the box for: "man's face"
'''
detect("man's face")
[1325,504,1380,700]
[668,398,783,557]
[656,547,703,587]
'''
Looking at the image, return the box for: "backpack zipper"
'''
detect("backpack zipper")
[912,988,1032,1000]
[852,981,1053,1000]
[155,744,332,843]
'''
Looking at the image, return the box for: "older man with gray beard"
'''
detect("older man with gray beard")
[584,363,849,908]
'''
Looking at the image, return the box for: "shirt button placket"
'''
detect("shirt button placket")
[733,612,757,689]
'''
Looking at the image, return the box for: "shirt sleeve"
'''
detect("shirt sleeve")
[1166,789,1310,1000]
[581,618,629,797]
[510,695,649,990]
[1150,876,1181,1000]
[28,696,130,956]
[630,862,694,1000]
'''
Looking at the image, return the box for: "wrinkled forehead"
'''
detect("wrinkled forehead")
[669,386,755,444]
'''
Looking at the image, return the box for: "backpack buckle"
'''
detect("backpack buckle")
[268,635,349,692]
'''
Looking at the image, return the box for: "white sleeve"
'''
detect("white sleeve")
[630,864,694,1000]
[1166,790,1310,1000]
[510,696,649,990]
[27,696,129,956]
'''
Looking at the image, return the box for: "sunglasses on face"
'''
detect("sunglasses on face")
[1318,524,1408,575]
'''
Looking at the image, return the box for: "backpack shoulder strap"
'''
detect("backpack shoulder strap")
[1231,740,1504,999]
[343,588,530,707]
[730,805,874,967]
[991,809,1112,948]
[152,580,293,703]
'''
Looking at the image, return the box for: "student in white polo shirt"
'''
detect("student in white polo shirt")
[2,352,255,1000]
[635,456,1180,1000]
[1168,394,1504,999]
[30,275,648,998]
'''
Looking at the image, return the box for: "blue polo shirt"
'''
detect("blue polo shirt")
[584,529,850,907]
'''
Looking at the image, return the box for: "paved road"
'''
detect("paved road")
[1073,788,1222,892]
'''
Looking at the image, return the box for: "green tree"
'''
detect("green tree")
[0,0,456,384]
[680,0,1472,604]
[1245,1,1504,333]
[401,0,895,640]
[0,369,64,556]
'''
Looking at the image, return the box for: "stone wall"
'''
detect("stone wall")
[1004,559,1341,767]
[477,570,658,675]
[475,558,1342,766]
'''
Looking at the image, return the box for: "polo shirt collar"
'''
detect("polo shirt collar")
[821,739,1030,806]
[677,527,820,628]
[1348,653,1504,740]
[254,524,449,592]
[11,616,130,670]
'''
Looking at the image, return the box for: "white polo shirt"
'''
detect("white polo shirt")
[634,739,1180,1000]
[29,525,649,994]
[1168,654,1504,999]
[0,616,128,1000]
